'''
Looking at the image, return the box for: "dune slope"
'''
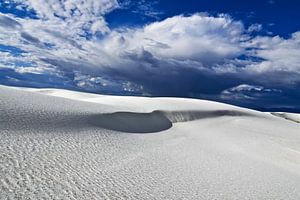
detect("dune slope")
[1,85,300,199]
[272,112,300,123]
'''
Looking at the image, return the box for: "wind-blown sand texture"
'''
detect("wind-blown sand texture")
[1,85,300,199]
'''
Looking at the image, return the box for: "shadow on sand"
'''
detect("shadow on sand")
[88,111,172,133]
[88,110,254,133]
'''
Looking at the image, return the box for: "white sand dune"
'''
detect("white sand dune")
[1,85,300,199]
[272,112,300,123]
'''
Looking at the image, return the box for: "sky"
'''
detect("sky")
[0,0,300,111]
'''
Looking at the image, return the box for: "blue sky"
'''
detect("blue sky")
[0,0,300,111]
[107,0,300,36]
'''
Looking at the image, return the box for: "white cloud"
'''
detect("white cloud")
[12,0,118,35]
[246,32,300,73]
[223,84,281,93]
[247,23,262,33]
[0,12,244,80]
[221,84,282,100]
[106,14,245,64]
[1,4,300,98]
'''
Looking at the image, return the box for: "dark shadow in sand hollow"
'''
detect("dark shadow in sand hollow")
[88,110,254,133]
[88,111,173,133]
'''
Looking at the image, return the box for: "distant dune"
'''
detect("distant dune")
[1,85,300,199]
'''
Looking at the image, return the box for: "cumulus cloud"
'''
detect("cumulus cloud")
[1,12,248,89]
[0,1,300,108]
[246,32,300,73]
[117,14,244,63]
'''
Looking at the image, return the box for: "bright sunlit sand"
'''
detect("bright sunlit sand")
[1,85,300,199]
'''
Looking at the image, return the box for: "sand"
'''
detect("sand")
[1,85,300,199]
[272,112,300,123]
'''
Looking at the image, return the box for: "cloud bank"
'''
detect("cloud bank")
[0,0,300,109]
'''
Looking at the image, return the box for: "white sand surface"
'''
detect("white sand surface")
[1,85,300,199]
[272,112,300,123]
